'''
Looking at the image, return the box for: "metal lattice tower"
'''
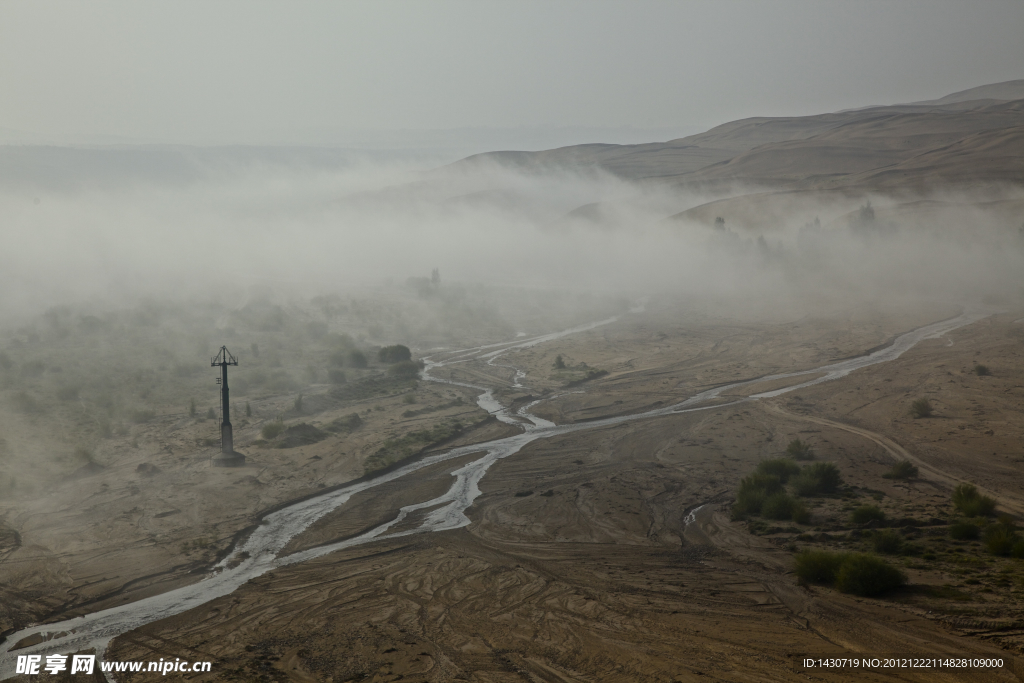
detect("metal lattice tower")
[211,346,241,464]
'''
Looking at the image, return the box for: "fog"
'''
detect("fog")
[1,148,1022,330]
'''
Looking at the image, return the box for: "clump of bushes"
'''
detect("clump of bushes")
[785,439,815,461]
[732,473,782,518]
[834,553,907,596]
[761,492,811,524]
[910,398,933,418]
[982,517,1019,556]
[270,423,328,449]
[733,460,844,523]
[732,470,811,524]
[952,483,996,517]
[795,550,905,596]
[973,364,990,376]
[325,413,362,433]
[762,492,798,520]
[794,549,846,584]
[755,458,801,483]
[378,344,412,364]
[882,460,918,480]
[792,462,844,496]
[851,505,886,525]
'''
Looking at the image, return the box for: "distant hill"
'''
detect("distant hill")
[445,81,1024,194]
[910,79,1024,105]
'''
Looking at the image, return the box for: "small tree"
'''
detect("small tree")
[188,398,197,418]
[245,402,252,417]
[553,355,566,370]
[378,345,412,364]
[973,364,990,376]
[714,217,725,230]
[910,398,932,419]
[294,394,303,413]
[205,407,216,420]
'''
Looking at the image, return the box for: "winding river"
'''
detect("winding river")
[0,309,987,678]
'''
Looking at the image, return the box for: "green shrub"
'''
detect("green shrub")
[261,419,285,440]
[851,505,886,525]
[762,492,798,520]
[328,369,347,384]
[346,349,368,368]
[378,345,412,364]
[792,462,844,496]
[794,549,847,585]
[910,398,933,418]
[834,553,906,596]
[205,407,216,420]
[882,460,918,480]
[949,520,980,540]
[755,458,801,484]
[952,483,996,517]
[983,518,1018,556]
[785,439,814,461]
[973,364,990,376]
[872,529,904,555]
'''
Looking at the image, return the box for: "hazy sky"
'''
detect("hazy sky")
[0,1,1021,146]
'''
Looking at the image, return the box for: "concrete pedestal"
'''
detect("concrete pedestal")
[212,452,246,467]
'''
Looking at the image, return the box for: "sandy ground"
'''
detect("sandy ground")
[4,300,1024,681]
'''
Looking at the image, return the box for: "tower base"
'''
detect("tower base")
[213,423,244,466]
[212,452,246,467]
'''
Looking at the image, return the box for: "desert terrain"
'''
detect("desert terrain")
[0,294,1022,682]
[1,79,1023,682]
